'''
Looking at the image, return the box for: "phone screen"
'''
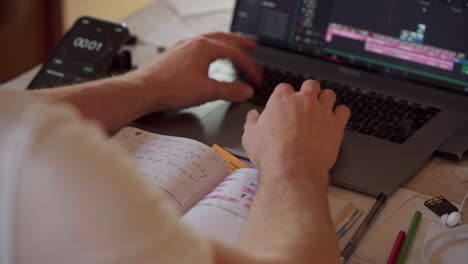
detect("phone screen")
[28,16,129,90]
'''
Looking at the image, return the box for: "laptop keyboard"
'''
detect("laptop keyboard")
[252,66,441,144]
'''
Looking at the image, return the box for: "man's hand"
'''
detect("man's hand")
[127,32,262,112]
[237,80,350,263]
[243,80,350,186]
[30,32,262,132]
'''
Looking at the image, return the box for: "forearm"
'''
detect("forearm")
[29,75,163,132]
[237,164,340,263]
[26,33,260,132]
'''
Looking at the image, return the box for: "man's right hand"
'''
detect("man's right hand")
[237,81,350,263]
[242,80,350,187]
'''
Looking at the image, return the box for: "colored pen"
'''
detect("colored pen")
[396,211,422,264]
[387,231,406,264]
[337,210,363,239]
[340,193,387,263]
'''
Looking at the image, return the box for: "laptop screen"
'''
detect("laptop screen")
[231,0,468,95]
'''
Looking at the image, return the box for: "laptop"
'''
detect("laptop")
[139,0,468,197]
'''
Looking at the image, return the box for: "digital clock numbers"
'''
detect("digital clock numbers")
[73,37,104,52]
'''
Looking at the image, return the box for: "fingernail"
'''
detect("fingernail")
[247,109,258,118]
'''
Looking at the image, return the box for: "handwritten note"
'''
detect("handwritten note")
[195,168,258,217]
[212,144,250,173]
[182,168,259,245]
[111,127,228,213]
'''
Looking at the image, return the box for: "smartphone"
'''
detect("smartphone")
[27,16,129,90]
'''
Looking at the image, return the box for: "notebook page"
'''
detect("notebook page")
[183,169,360,246]
[111,127,228,213]
[182,168,258,245]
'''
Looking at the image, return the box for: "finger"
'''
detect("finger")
[318,89,337,110]
[209,41,263,86]
[271,83,295,99]
[203,32,257,50]
[300,80,321,98]
[241,131,258,166]
[264,83,294,108]
[244,109,260,130]
[334,105,351,129]
[207,79,255,102]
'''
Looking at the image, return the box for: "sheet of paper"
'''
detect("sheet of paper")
[165,0,235,17]
[182,168,258,245]
[212,144,250,173]
[143,16,196,47]
[111,127,228,213]
[183,169,361,246]
[185,10,233,34]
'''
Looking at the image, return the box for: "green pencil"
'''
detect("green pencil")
[396,211,422,264]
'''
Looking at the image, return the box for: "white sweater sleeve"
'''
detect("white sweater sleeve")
[1,97,213,264]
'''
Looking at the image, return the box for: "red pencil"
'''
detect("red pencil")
[387,231,406,264]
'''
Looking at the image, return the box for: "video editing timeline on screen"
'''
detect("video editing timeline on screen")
[325,23,455,72]
[326,0,468,91]
[233,0,468,93]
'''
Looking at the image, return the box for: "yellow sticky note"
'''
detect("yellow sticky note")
[212,144,250,173]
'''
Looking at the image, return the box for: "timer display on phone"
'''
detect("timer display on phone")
[28,16,129,90]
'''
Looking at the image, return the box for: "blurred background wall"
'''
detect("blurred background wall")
[0,0,153,83]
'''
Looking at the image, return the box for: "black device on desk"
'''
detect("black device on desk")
[27,16,130,90]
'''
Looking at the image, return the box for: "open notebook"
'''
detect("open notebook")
[111,127,360,245]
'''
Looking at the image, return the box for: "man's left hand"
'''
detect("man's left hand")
[127,32,263,112]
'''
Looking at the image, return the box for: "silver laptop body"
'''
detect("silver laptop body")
[138,0,468,196]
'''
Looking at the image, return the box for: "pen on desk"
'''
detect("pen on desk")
[337,210,363,239]
[396,211,422,264]
[387,231,406,264]
[340,193,387,264]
